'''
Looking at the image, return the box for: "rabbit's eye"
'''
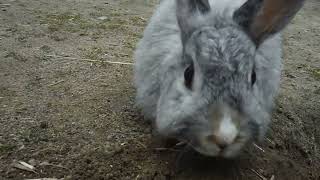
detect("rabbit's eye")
[251,70,256,86]
[184,63,194,89]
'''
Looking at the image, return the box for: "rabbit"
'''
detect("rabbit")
[134,0,305,158]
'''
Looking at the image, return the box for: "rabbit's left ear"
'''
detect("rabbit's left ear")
[234,0,305,45]
[176,0,211,45]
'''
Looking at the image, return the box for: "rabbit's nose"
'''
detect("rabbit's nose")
[208,110,239,149]
[206,118,239,149]
[206,134,231,150]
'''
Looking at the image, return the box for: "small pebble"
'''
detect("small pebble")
[97,16,108,20]
[28,159,37,166]
[287,73,297,78]
[40,121,48,129]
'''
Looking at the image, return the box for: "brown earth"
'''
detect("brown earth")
[0,0,319,179]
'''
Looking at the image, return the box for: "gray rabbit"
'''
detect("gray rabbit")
[134,0,305,158]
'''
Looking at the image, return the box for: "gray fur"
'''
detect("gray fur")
[134,0,301,157]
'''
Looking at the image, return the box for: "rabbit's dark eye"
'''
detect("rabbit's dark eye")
[251,70,256,86]
[184,63,194,89]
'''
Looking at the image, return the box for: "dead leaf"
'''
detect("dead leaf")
[270,175,275,180]
[25,178,61,180]
[19,161,35,170]
[12,161,37,173]
[39,161,69,171]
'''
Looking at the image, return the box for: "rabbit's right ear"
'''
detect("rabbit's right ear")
[176,0,211,45]
[234,0,305,45]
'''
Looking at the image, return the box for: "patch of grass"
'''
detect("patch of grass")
[312,69,320,80]
[297,64,308,69]
[41,12,128,35]
[309,69,320,81]
[311,68,320,80]
[39,12,94,33]
[297,64,320,81]
[124,41,136,50]
[129,16,147,26]
[47,12,81,25]
[46,12,80,32]
[109,12,121,17]
[36,9,146,35]
[84,47,104,60]
[35,9,145,42]
[0,144,16,153]
[124,35,141,50]
[106,23,123,31]
[97,18,128,32]
[89,11,105,18]
[4,51,26,61]
[130,31,143,39]
[21,127,51,143]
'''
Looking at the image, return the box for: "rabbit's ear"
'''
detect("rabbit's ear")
[234,0,305,45]
[176,0,211,44]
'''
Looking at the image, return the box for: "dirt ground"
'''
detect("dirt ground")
[0,0,319,179]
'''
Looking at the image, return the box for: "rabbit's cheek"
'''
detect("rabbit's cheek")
[221,142,245,158]
[193,145,220,157]
[218,134,247,157]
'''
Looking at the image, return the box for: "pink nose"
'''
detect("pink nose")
[206,134,231,149]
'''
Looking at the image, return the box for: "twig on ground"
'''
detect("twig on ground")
[0,4,11,7]
[266,138,274,144]
[25,178,61,180]
[138,17,146,21]
[250,169,267,180]
[253,143,265,153]
[39,161,69,171]
[18,145,25,151]
[106,43,120,46]
[135,175,140,180]
[116,52,129,57]
[48,80,65,87]
[175,142,187,147]
[107,24,143,29]
[46,55,133,65]
[154,148,180,152]
[135,140,147,149]
[32,148,52,156]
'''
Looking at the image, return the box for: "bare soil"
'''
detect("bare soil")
[0,0,319,179]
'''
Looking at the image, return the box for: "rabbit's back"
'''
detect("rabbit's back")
[134,0,181,118]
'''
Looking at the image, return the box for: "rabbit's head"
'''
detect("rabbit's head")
[155,0,304,157]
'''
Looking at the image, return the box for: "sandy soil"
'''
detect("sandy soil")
[0,0,319,179]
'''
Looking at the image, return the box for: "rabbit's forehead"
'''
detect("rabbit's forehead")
[187,28,255,82]
[187,27,255,66]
